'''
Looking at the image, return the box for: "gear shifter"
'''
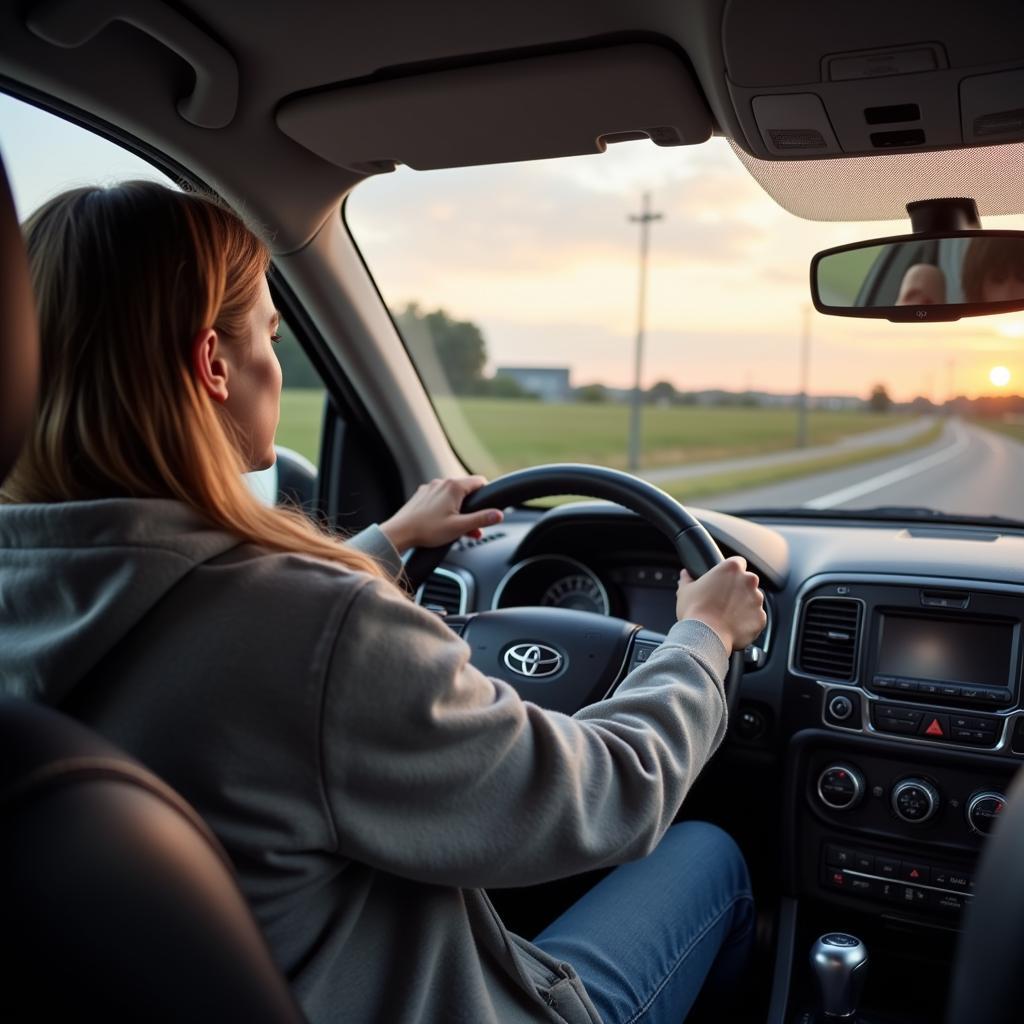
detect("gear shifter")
[810,933,868,1019]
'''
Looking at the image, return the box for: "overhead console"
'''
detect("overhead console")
[722,0,1024,159]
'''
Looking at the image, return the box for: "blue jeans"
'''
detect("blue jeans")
[533,821,755,1024]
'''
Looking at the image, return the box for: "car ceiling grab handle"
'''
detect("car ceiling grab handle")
[27,0,238,129]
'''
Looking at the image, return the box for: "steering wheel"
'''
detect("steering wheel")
[404,464,744,718]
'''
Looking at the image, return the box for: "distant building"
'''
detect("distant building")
[495,366,571,402]
[687,389,864,410]
[810,394,865,411]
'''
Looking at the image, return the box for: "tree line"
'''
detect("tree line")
[275,301,533,397]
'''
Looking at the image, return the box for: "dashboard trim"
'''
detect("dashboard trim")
[753,589,774,658]
[490,554,611,615]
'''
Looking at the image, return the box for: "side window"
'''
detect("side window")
[273,316,326,468]
[253,313,327,507]
[1,91,175,219]
[1,90,328,509]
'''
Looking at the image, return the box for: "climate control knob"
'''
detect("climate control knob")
[817,764,865,810]
[891,778,940,824]
[967,791,1006,836]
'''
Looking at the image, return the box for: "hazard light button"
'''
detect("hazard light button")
[900,861,930,883]
[918,713,949,739]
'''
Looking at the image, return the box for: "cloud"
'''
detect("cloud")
[760,266,806,285]
[345,137,769,279]
[346,136,1024,402]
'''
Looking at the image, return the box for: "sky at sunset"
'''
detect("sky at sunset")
[346,144,1024,403]
[5,89,1024,403]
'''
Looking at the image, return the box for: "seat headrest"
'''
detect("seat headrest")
[0,154,39,483]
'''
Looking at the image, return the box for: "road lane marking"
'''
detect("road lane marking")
[802,422,972,510]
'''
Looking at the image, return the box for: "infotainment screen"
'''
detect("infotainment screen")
[877,614,1014,687]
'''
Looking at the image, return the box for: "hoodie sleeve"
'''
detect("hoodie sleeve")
[319,576,728,889]
[345,524,404,578]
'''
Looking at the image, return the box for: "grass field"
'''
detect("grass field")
[276,389,327,463]
[274,391,928,497]
[432,398,915,473]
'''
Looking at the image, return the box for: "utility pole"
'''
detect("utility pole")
[627,192,663,472]
[797,304,811,448]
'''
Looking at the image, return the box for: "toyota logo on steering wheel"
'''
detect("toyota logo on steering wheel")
[503,642,564,678]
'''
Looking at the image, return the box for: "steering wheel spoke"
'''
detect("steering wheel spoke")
[598,627,666,697]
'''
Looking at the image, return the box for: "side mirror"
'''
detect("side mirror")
[811,230,1024,323]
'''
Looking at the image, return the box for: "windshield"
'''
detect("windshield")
[346,138,1024,523]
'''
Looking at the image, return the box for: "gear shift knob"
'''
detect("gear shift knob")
[810,932,868,1019]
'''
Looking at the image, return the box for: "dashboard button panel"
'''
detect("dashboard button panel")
[868,701,1001,748]
[820,841,974,919]
[871,675,1013,707]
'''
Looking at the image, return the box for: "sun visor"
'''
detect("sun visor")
[276,44,712,174]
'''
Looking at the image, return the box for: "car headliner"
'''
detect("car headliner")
[4,1,1024,252]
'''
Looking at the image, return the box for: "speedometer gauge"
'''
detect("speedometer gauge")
[540,573,610,614]
[492,555,612,614]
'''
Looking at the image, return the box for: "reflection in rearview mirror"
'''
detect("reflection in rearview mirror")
[811,231,1024,322]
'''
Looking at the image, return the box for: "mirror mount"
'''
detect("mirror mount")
[810,196,1024,322]
[906,197,981,234]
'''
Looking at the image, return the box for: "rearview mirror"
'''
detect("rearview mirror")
[811,230,1024,322]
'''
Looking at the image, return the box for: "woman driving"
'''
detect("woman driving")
[0,181,765,1024]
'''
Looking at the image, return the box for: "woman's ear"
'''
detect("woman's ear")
[191,327,229,403]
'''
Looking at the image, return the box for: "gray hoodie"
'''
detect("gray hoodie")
[0,498,729,1024]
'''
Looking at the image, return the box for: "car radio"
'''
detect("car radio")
[792,578,1023,716]
[869,611,1016,708]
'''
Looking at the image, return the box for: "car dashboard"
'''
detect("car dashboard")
[417,501,1024,960]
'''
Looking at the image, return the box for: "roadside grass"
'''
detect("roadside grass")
[526,421,945,507]
[528,417,942,509]
[974,419,1024,445]
[657,421,944,503]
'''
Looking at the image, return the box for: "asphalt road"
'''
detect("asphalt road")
[707,419,1024,519]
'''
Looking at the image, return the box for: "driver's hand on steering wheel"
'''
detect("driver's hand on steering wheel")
[676,557,766,653]
[379,476,505,555]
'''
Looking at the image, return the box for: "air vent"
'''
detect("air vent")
[797,598,862,681]
[416,569,467,617]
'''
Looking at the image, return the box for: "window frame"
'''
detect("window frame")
[1,81,405,529]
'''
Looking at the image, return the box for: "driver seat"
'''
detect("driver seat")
[0,156,304,1021]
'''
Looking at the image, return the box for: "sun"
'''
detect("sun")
[990,365,1012,387]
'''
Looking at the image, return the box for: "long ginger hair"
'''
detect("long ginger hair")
[2,180,390,580]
